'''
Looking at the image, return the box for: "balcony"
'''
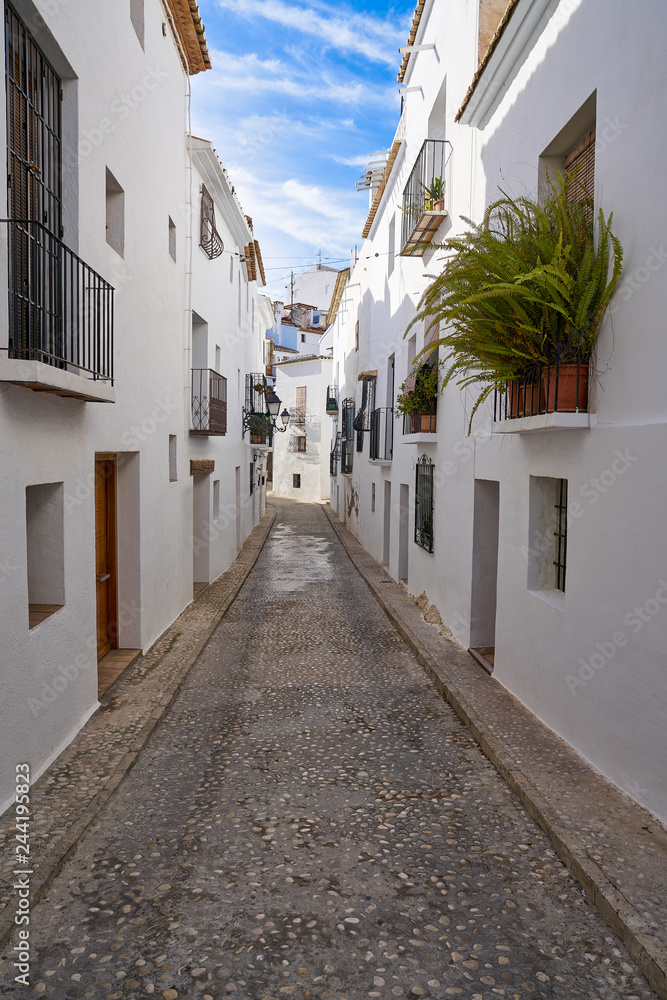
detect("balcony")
[245,372,271,444]
[492,345,593,433]
[0,220,115,402]
[326,384,339,414]
[369,407,393,461]
[191,368,227,435]
[403,408,437,435]
[400,139,452,257]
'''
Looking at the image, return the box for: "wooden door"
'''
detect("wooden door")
[95,457,117,660]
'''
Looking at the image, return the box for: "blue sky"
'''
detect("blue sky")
[191,0,414,298]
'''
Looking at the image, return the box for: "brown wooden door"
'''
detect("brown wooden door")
[95,458,117,660]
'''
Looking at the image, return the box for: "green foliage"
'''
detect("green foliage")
[396,363,439,416]
[421,176,444,210]
[408,172,623,428]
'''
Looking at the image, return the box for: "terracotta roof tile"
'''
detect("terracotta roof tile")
[361,140,402,239]
[165,0,211,75]
[397,1,426,84]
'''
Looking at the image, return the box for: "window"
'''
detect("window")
[415,456,434,552]
[564,129,595,204]
[293,474,301,489]
[355,321,359,352]
[341,398,355,474]
[169,435,177,482]
[168,217,176,261]
[296,436,306,453]
[388,214,396,276]
[26,483,65,628]
[130,0,145,48]
[106,168,125,257]
[295,386,306,425]
[301,333,306,343]
[371,483,376,512]
[528,476,568,596]
[200,184,223,259]
[249,462,254,495]
[213,479,220,520]
[355,376,376,451]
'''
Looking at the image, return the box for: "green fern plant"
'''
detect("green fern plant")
[408,171,623,429]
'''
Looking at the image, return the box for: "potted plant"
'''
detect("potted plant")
[407,171,623,428]
[396,363,439,432]
[421,176,445,212]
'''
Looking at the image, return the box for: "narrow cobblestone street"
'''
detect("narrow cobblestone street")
[0,499,657,999]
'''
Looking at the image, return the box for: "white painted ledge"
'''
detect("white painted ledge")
[0,357,115,403]
[401,433,439,445]
[492,411,596,434]
[369,458,392,466]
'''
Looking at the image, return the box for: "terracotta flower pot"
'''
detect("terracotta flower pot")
[506,379,544,418]
[541,363,589,413]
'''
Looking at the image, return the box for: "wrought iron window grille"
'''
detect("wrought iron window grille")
[553,478,568,592]
[200,184,224,260]
[415,454,434,552]
[191,368,227,435]
[369,407,393,461]
[341,397,355,474]
[401,139,452,256]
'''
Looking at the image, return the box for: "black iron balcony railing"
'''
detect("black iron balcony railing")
[403,404,437,435]
[326,384,339,413]
[330,431,342,476]
[191,368,227,434]
[245,372,271,444]
[401,139,452,257]
[369,407,393,460]
[2,219,114,381]
[493,339,589,421]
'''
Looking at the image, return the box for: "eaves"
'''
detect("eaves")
[191,139,252,248]
[456,0,560,129]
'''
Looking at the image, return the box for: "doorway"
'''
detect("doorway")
[193,472,211,596]
[383,481,391,566]
[469,479,500,673]
[95,456,118,660]
[235,466,241,554]
[398,483,409,584]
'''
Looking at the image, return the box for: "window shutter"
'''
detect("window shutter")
[295,386,306,424]
[564,129,595,203]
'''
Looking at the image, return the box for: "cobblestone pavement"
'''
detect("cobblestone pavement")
[0,499,657,999]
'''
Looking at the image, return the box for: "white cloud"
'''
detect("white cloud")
[217,0,407,68]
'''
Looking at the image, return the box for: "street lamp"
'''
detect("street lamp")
[242,384,290,436]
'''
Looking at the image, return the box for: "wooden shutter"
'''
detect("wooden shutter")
[564,129,595,203]
[295,386,306,424]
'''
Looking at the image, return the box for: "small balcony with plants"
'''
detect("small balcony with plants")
[0,220,115,402]
[245,373,272,445]
[406,172,622,433]
[326,384,339,414]
[191,368,227,435]
[397,363,438,438]
[400,139,452,257]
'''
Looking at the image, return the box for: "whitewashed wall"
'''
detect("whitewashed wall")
[273,358,332,502]
[329,0,667,823]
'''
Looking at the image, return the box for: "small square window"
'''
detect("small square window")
[293,474,301,489]
[213,479,220,520]
[106,168,125,257]
[528,476,568,596]
[301,333,306,343]
[168,217,176,262]
[169,435,177,482]
[26,483,65,628]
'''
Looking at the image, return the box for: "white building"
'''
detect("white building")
[328,0,667,824]
[0,0,268,815]
[272,345,333,503]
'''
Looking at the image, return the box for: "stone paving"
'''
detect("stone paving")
[0,498,660,999]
